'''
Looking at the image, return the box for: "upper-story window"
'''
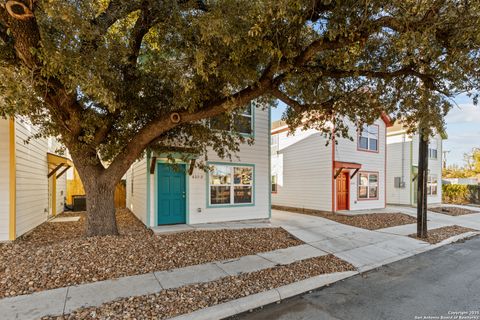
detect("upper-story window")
[427,175,438,195]
[428,140,438,160]
[358,124,379,152]
[210,104,253,136]
[271,134,279,153]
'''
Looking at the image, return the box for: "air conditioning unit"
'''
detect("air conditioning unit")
[394,177,406,188]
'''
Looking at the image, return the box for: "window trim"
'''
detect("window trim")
[271,175,278,194]
[357,171,380,201]
[427,174,438,196]
[209,103,255,138]
[206,162,256,208]
[357,124,380,153]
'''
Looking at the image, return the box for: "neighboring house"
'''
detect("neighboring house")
[271,116,392,212]
[0,117,72,241]
[126,104,271,227]
[386,122,444,206]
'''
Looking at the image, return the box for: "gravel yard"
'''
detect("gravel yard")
[429,206,480,216]
[43,255,354,320]
[298,211,417,230]
[0,209,301,298]
[409,225,476,244]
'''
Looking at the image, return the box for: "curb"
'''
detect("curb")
[168,271,358,320]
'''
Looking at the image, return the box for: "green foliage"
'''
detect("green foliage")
[1,0,480,176]
[442,184,480,205]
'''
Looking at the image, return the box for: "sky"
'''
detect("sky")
[271,95,479,167]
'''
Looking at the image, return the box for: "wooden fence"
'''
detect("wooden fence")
[67,170,126,208]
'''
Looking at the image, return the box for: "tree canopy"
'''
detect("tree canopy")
[1,0,480,235]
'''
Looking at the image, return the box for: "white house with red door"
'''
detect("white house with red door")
[126,104,271,227]
[271,115,392,212]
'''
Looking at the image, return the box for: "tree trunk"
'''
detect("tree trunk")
[417,128,429,238]
[82,178,119,237]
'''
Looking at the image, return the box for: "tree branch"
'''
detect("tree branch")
[270,87,334,115]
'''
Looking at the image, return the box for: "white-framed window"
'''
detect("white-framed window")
[427,175,438,195]
[358,124,379,152]
[271,175,278,193]
[208,164,254,206]
[428,140,438,159]
[271,134,279,153]
[210,104,253,135]
[358,172,379,200]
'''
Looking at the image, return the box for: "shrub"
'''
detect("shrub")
[443,184,480,204]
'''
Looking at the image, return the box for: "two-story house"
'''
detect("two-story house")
[126,104,271,226]
[0,117,71,241]
[271,115,392,213]
[386,122,445,206]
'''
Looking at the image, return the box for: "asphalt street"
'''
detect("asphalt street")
[235,236,480,320]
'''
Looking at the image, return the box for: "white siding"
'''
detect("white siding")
[14,118,49,237]
[272,132,332,211]
[126,158,147,224]
[272,118,387,212]
[334,119,387,210]
[386,133,412,205]
[0,119,10,241]
[387,132,443,205]
[187,107,270,223]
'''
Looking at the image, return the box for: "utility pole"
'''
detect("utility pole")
[417,127,429,238]
[442,150,450,169]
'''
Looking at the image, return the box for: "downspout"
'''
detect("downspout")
[331,121,335,213]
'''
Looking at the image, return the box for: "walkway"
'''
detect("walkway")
[1,207,478,320]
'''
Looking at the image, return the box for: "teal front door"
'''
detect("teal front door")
[157,163,186,225]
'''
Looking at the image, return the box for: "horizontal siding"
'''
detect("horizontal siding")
[126,158,147,224]
[0,119,10,241]
[272,132,331,211]
[386,134,412,205]
[14,118,49,237]
[388,133,443,205]
[188,107,269,223]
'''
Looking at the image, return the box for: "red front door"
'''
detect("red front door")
[336,172,349,211]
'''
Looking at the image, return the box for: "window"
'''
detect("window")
[210,104,253,135]
[427,175,438,195]
[271,175,278,193]
[271,134,279,153]
[428,141,438,159]
[358,172,379,199]
[209,164,254,206]
[358,124,379,152]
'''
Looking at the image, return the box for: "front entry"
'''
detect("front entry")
[157,163,187,225]
[336,171,350,211]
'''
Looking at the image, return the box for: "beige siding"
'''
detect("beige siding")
[14,118,49,237]
[126,158,147,224]
[0,119,10,241]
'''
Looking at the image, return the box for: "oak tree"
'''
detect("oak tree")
[1,0,479,236]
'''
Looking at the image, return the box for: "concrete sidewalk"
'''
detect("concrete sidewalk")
[1,208,479,320]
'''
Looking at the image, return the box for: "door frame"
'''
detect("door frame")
[154,160,189,226]
[336,171,350,211]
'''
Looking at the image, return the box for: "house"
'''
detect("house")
[386,122,444,206]
[125,104,271,226]
[0,117,72,241]
[271,116,392,212]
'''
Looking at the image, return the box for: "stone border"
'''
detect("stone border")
[169,271,358,320]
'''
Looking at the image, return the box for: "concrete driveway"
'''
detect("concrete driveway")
[270,208,479,272]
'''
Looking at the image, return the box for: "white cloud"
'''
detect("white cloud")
[445,103,480,124]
